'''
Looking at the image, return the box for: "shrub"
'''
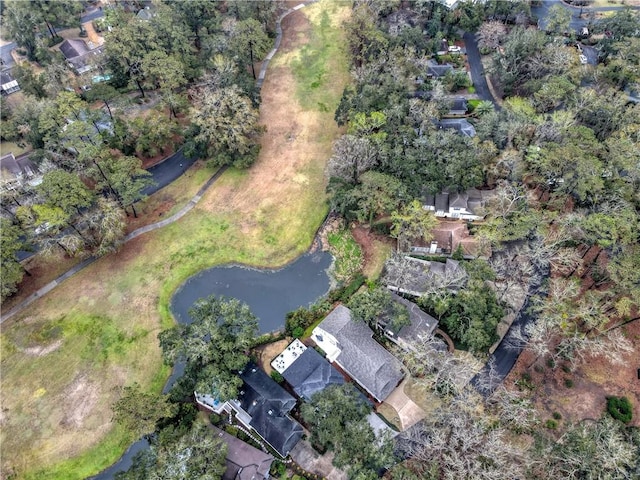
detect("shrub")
[564,378,574,388]
[606,396,633,424]
[270,462,286,476]
[468,85,476,94]
[292,326,304,338]
[271,370,284,384]
[545,419,558,429]
[546,357,556,368]
[552,411,562,420]
[534,365,544,373]
[209,413,221,425]
[225,425,239,437]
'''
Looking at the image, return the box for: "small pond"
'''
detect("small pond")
[89,249,333,479]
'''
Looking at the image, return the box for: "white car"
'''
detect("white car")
[579,54,588,65]
[448,45,462,53]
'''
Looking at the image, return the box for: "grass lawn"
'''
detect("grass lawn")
[0,141,30,157]
[0,2,351,479]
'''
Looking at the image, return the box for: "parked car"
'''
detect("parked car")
[448,45,461,53]
[579,54,588,65]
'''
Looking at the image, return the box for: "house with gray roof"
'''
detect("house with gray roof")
[0,152,41,191]
[447,97,468,116]
[384,293,438,349]
[59,38,104,74]
[195,363,303,459]
[272,340,345,401]
[312,306,404,403]
[427,62,454,78]
[423,188,492,220]
[1,71,19,96]
[438,118,476,137]
[210,426,274,480]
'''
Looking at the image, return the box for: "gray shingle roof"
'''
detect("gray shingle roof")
[282,347,344,401]
[390,293,439,340]
[317,306,403,402]
[435,193,449,212]
[238,365,303,457]
[211,426,273,480]
[438,119,476,137]
[59,39,90,59]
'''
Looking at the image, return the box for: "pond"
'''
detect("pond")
[89,249,333,479]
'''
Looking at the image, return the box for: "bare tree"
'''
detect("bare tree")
[326,134,378,184]
[477,21,508,51]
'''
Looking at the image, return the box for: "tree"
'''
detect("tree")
[88,150,154,217]
[477,21,508,52]
[37,170,94,215]
[117,422,228,480]
[545,4,572,35]
[347,286,409,332]
[229,18,271,79]
[327,134,378,184]
[141,50,187,92]
[84,83,120,121]
[0,219,27,301]
[84,197,127,255]
[351,171,406,225]
[191,84,263,166]
[158,296,258,401]
[390,200,438,252]
[1,0,40,60]
[112,383,176,438]
[127,111,177,158]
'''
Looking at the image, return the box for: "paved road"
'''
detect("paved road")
[463,31,500,109]
[142,149,198,196]
[0,42,17,69]
[532,0,640,30]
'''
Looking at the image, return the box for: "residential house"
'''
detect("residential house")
[383,293,439,350]
[423,188,493,220]
[385,256,467,297]
[195,364,303,458]
[312,305,404,403]
[437,118,476,137]
[410,220,482,257]
[427,61,454,79]
[447,97,468,116]
[0,152,41,192]
[0,70,20,96]
[59,38,104,75]
[271,339,344,401]
[210,426,274,480]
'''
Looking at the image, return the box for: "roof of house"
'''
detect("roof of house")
[59,38,91,59]
[435,193,449,212]
[238,365,303,457]
[438,118,476,137]
[282,347,344,401]
[449,97,468,113]
[1,71,16,86]
[427,63,454,78]
[0,153,37,181]
[390,293,438,339]
[449,191,468,209]
[210,426,274,480]
[315,306,403,402]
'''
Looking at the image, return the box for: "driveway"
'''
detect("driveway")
[142,149,198,196]
[463,32,500,109]
[531,0,640,31]
[380,379,426,431]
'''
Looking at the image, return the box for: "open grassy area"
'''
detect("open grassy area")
[0,2,350,479]
[0,141,29,157]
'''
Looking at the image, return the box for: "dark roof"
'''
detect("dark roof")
[238,365,303,457]
[1,71,15,85]
[438,119,476,137]
[211,426,273,480]
[435,193,449,212]
[427,64,453,78]
[317,306,403,402]
[449,191,468,209]
[390,293,438,339]
[449,97,468,113]
[282,348,344,401]
[0,152,37,180]
[59,39,90,59]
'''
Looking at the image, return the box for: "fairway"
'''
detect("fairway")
[0,2,351,478]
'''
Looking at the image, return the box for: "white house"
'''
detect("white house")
[423,188,494,220]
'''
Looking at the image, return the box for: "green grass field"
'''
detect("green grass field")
[0,3,350,479]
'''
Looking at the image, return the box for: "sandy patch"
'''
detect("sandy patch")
[59,375,100,429]
[253,338,291,376]
[22,339,63,357]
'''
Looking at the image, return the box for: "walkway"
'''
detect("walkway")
[256,1,316,89]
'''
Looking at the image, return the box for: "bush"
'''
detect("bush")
[606,396,633,424]
[564,378,574,388]
[271,370,284,384]
[552,411,562,420]
[270,462,286,476]
[225,425,239,437]
[209,413,221,425]
[292,326,304,338]
[545,419,558,429]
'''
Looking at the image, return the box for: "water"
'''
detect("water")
[88,250,333,479]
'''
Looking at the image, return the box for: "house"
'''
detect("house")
[447,97,468,116]
[271,339,344,401]
[237,365,303,457]
[423,188,493,220]
[383,293,439,349]
[426,59,454,79]
[59,38,104,74]
[0,153,41,191]
[437,118,476,137]
[385,256,467,297]
[0,71,20,96]
[195,364,303,458]
[312,305,404,403]
[210,426,274,480]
